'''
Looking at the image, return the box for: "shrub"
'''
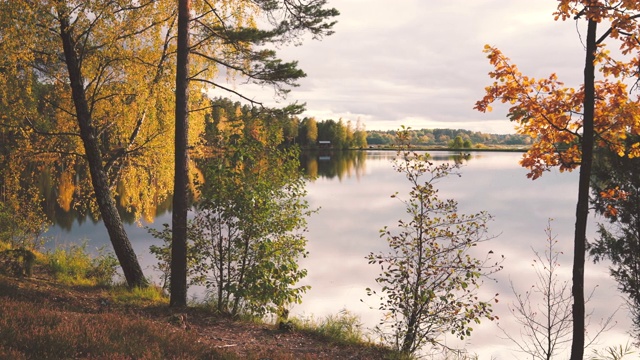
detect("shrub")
[150,137,313,318]
[48,242,118,286]
[366,128,502,355]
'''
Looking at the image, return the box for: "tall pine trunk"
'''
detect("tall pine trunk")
[56,5,147,289]
[570,18,597,360]
[170,0,191,307]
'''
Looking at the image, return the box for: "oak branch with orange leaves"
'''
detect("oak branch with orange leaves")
[475,2,640,360]
[474,44,640,180]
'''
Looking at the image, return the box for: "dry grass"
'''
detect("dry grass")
[0,237,399,359]
[0,273,399,359]
[0,276,230,360]
[0,298,224,359]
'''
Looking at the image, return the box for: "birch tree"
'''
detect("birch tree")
[0,1,189,287]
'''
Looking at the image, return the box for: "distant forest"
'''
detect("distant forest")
[205,98,531,149]
[366,128,532,148]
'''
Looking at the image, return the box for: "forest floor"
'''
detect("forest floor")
[0,271,398,359]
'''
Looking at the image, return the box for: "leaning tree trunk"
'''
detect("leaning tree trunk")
[570,18,597,360]
[56,5,147,289]
[170,0,191,308]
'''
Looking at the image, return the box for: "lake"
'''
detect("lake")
[45,150,633,358]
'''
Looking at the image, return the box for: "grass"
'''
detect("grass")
[191,298,389,351]
[289,311,418,359]
[291,309,368,345]
[0,240,233,359]
[0,239,404,359]
[47,242,118,287]
[0,297,228,359]
[0,273,400,359]
[0,240,199,358]
[108,283,169,306]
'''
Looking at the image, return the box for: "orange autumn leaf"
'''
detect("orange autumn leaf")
[476,44,640,179]
[476,2,640,180]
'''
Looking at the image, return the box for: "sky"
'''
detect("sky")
[227,1,594,134]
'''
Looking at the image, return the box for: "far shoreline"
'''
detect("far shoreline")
[300,146,530,153]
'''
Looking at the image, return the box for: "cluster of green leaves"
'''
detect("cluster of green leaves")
[149,222,200,293]
[311,118,367,149]
[0,158,49,250]
[448,135,473,149]
[204,97,304,147]
[0,184,49,250]
[0,247,36,278]
[0,184,49,277]
[151,114,313,317]
[193,138,312,317]
[366,129,501,356]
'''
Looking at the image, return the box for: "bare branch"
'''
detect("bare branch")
[191,77,264,106]
[24,116,81,138]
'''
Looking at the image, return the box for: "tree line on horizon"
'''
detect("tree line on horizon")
[204,97,369,150]
[205,98,533,149]
[366,128,532,148]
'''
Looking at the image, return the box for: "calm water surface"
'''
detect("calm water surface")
[45,151,633,358]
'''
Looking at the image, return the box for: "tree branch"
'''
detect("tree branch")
[191,77,264,106]
[24,116,81,138]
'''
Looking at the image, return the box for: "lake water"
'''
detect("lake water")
[45,150,633,358]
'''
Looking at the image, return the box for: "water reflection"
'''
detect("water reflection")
[37,149,489,229]
[300,150,480,181]
[22,156,180,231]
[295,151,631,358]
[300,150,367,180]
[41,151,632,358]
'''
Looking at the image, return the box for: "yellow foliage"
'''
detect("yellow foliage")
[57,171,75,213]
[0,1,211,223]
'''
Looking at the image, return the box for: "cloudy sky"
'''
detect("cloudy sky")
[238,1,594,133]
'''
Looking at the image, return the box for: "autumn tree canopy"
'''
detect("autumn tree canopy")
[476,2,640,359]
[0,1,206,287]
[475,10,640,180]
[0,1,204,219]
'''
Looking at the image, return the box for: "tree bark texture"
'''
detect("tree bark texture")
[170,0,191,307]
[570,18,597,360]
[56,5,148,288]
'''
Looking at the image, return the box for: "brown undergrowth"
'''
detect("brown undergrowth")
[0,273,397,359]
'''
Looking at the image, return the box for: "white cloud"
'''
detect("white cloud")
[217,1,597,133]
